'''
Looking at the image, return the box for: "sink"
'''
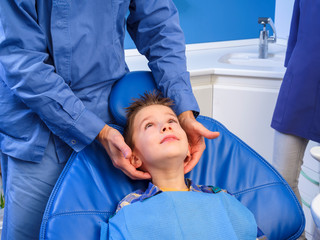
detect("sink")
[219,52,285,68]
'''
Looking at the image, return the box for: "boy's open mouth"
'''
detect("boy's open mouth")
[160,135,179,144]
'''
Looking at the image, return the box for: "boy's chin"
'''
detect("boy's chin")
[152,153,188,165]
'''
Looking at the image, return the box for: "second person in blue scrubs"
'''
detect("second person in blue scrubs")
[271,1,320,239]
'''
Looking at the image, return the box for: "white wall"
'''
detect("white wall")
[275,0,295,39]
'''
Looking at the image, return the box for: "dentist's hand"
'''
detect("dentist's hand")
[97,125,151,180]
[178,111,220,174]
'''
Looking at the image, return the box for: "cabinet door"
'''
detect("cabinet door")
[191,75,212,118]
[212,76,281,162]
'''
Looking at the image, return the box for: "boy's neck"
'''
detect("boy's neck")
[150,168,188,191]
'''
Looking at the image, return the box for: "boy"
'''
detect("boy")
[103,91,266,240]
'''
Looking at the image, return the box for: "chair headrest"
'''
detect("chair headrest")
[109,71,157,127]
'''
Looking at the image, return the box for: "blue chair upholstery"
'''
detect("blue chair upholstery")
[40,71,305,240]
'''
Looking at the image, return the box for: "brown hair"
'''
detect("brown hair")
[124,91,174,148]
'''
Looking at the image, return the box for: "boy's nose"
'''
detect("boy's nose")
[161,125,172,132]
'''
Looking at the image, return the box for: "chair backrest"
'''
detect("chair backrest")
[40,71,305,240]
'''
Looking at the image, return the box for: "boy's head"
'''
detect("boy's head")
[124,91,190,173]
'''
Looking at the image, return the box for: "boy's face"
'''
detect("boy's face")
[131,104,189,171]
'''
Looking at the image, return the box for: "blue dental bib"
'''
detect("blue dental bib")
[102,191,257,240]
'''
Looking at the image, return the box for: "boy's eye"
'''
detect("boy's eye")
[145,123,153,129]
[168,118,177,124]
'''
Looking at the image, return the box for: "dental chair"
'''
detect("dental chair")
[40,71,305,240]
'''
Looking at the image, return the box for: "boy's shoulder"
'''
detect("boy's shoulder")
[115,189,146,213]
[115,182,166,213]
[192,184,226,194]
[187,178,228,194]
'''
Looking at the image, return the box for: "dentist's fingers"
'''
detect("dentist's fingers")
[179,111,220,173]
[97,124,151,180]
[117,160,151,180]
[184,147,204,174]
[193,122,220,140]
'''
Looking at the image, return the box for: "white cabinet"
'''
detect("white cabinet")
[211,75,282,163]
[191,75,213,118]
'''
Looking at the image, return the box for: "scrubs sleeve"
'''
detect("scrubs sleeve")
[284,0,300,67]
[0,0,105,152]
[127,0,200,117]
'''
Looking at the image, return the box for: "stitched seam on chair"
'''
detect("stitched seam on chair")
[39,151,78,239]
[232,182,284,197]
[287,221,306,240]
[48,210,113,220]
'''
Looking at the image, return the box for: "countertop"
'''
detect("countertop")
[125,39,287,79]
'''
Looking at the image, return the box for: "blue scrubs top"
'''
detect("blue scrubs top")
[0,0,199,163]
[271,0,320,143]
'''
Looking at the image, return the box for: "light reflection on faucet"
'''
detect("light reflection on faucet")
[258,17,277,59]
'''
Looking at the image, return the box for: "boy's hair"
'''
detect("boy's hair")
[124,91,174,148]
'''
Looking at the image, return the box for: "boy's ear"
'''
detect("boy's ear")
[130,154,143,169]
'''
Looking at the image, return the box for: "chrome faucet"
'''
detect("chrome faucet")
[258,17,277,59]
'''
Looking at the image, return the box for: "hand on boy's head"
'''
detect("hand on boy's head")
[178,111,220,174]
[97,124,152,180]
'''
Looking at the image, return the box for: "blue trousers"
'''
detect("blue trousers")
[0,136,67,240]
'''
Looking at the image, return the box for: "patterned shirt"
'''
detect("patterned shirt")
[115,179,267,240]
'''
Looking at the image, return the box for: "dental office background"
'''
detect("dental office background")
[125,0,319,239]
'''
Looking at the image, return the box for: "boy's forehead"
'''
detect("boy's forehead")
[134,105,176,124]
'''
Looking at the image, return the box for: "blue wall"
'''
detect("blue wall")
[125,0,276,49]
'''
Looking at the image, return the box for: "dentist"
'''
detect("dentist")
[0,0,219,239]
